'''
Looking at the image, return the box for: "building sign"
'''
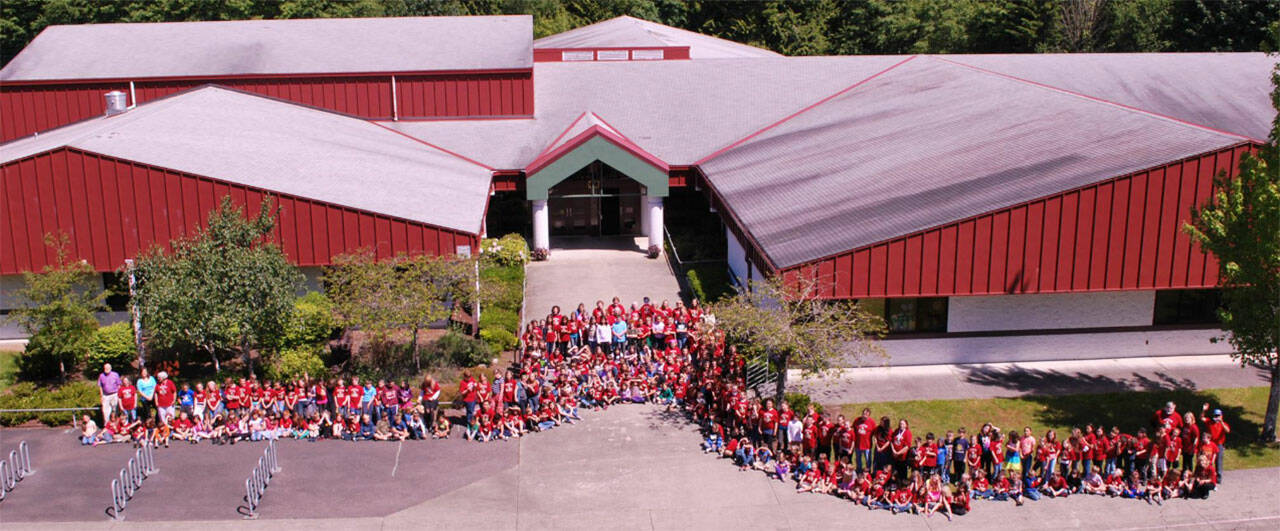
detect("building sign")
[561,50,594,62]
[631,49,664,60]
[456,245,472,257]
[596,50,629,61]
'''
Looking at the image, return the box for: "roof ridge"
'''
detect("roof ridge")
[693,55,918,166]
[370,121,494,171]
[933,56,1261,143]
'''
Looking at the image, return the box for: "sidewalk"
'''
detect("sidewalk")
[796,354,1270,404]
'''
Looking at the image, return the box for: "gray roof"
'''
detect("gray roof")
[0,16,533,82]
[386,56,907,168]
[534,15,780,59]
[0,86,492,234]
[943,53,1276,142]
[698,57,1249,269]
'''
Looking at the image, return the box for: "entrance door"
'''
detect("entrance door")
[600,189,621,235]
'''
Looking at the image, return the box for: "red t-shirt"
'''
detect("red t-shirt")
[155,380,177,408]
[119,386,138,410]
[853,417,874,450]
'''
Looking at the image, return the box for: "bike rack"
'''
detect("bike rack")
[108,442,157,520]
[242,439,280,519]
[0,440,34,502]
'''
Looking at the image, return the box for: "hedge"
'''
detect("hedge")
[0,380,99,426]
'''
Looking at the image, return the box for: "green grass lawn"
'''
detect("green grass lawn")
[833,386,1280,471]
[0,349,18,390]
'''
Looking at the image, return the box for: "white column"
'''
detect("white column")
[647,196,664,250]
[639,193,650,238]
[532,199,549,250]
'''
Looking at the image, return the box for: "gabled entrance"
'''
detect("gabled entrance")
[525,112,669,253]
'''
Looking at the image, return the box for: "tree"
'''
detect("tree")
[710,275,887,405]
[1184,65,1280,442]
[133,196,302,374]
[324,251,474,372]
[1055,0,1110,52]
[7,233,107,381]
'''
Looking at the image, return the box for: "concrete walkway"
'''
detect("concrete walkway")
[798,354,1271,404]
[523,236,682,322]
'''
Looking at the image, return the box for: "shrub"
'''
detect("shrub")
[686,265,734,303]
[531,248,550,261]
[266,344,327,381]
[647,244,661,259]
[480,233,529,267]
[480,327,517,353]
[0,380,99,426]
[277,291,340,350]
[433,331,492,367]
[479,307,519,335]
[784,391,823,415]
[479,265,524,313]
[83,322,136,377]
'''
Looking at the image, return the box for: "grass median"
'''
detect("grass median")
[831,386,1279,471]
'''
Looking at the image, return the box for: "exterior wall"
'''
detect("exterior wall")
[0,148,477,275]
[782,144,1250,299]
[947,291,1155,333]
[726,226,748,285]
[0,273,129,339]
[0,71,534,142]
[395,72,533,117]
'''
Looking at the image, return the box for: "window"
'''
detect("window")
[860,297,948,334]
[1154,289,1221,325]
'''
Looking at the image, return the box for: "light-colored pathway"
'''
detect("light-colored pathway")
[799,354,1271,404]
[25,405,1275,530]
[523,236,682,322]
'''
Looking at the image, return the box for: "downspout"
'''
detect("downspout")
[128,81,137,109]
[391,75,398,121]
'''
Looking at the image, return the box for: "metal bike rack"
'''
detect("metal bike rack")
[242,439,280,519]
[0,440,34,502]
[108,442,157,520]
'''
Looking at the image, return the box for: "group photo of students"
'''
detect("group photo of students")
[81,295,1231,519]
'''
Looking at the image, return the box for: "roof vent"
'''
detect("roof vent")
[104,91,128,116]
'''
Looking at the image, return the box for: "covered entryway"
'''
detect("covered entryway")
[525,112,669,254]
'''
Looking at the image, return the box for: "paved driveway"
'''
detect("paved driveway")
[523,236,683,323]
[4,405,1277,529]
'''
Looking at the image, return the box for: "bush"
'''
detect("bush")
[83,322,136,377]
[15,337,62,382]
[479,268,523,313]
[266,344,327,381]
[0,380,99,426]
[531,247,550,261]
[480,233,529,267]
[433,331,492,367]
[480,263,524,284]
[480,327,517,353]
[277,291,340,350]
[686,265,734,303]
[784,391,824,415]
[479,307,519,335]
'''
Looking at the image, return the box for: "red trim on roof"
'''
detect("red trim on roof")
[934,56,1262,143]
[525,124,669,176]
[535,111,590,159]
[694,56,918,166]
[369,121,494,171]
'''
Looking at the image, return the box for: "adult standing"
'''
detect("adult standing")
[1200,403,1231,483]
[154,371,177,423]
[135,367,157,421]
[97,363,122,423]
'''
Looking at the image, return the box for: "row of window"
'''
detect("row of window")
[854,289,1221,335]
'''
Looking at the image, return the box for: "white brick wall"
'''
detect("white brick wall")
[947,291,1156,332]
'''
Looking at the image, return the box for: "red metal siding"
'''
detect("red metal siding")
[1,70,533,142]
[395,72,533,118]
[0,148,477,275]
[781,145,1249,298]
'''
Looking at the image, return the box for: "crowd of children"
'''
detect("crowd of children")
[80,294,1231,519]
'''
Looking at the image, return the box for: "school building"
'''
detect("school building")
[1,15,1275,347]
